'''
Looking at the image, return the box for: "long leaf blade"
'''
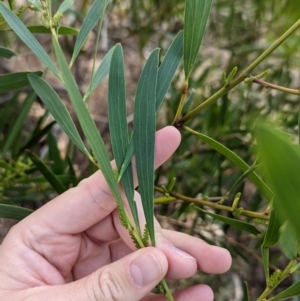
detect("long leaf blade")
[28,74,89,156]
[27,25,78,36]
[0,71,43,94]
[255,123,300,240]
[26,150,66,194]
[108,44,139,230]
[133,49,160,245]
[184,0,212,78]
[0,2,59,78]
[52,36,125,214]
[195,206,260,235]
[0,204,33,220]
[156,31,183,111]
[269,281,300,301]
[185,127,273,201]
[262,207,282,248]
[2,90,36,154]
[84,46,115,101]
[0,46,17,59]
[70,0,107,65]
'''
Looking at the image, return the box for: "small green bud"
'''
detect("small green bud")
[267,269,281,288]
[253,218,268,225]
[256,69,270,79]
[167,177,176,192]
[221,72,228,86]
[244,76,255,84]
[227,66,238,82]
[233,207,243,217]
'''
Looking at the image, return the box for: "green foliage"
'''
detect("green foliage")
[2,0,300,300]
[133,49,159,246]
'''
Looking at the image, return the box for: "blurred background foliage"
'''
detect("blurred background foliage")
[1,0,300,300]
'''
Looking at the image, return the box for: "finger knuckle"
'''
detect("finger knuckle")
[95,268,128,301]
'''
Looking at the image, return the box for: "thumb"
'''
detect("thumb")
[31,247,168,301]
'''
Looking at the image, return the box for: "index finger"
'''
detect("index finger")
[22,126,181,234]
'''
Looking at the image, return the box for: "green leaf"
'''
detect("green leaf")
[52,36,126,216]
[19,121,56,154]
[2,90,36,154]
[0,204,33,220]
[27,0,43,12]
[243,281,250,301]
[0,46,17,58]
[27,25,78,36]
[156,31,183,111]
[263,207,282,248]
[0,91,19,131]
[0,2,60,78]
[261,247,269,283]
[0,71,43,94]
[185,127,273,201]
[279,222,299,260]
[269,281,300,301]
[26,150,66,194]
[195,206,261,235]
[255,123,300,240]
[57,0,74,14]
[84,46,115,101]
[133,49,160,246]
[27,74,89,157]
[70,0,107,66]
[47,131,65,174]
[184,0,212,78]
[118,31,184,181]
[108,44,139,231]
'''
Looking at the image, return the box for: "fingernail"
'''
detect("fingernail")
[130,252,163,287]
[170,244,196,260]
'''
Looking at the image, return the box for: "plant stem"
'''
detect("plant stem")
[256,260,296,301]
[179,18,300,124]
[154,186,269,220]
[172,79,189,126]
[252,77,300,95]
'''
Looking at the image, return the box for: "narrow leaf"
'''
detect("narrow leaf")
[27,0,43,11]
[27,25,78,36]
[184,0,213,78]
[263,207,282,248]
[269,281,300,301]
[0,71,43,94]
[52,36,125,215]
[2,90,36,154]
[0,2,59,78]
[108,44,139,230]
[118,32,183,180]
[243,281,250,301]
[47,131,65,174]
[0,91,19,131]
[133,49,160,245]
[156,31,183,111]
[19,121,56,154]
[195,206,261,235]
[185,127,273,201]
[255,123,300,240]
[26,150,66,194]
[84,46,115,101]
[57,0,74,14]
[71,0,107,65]
[28,74,89,156]
[0,204,33,220]
[279,223,299,260]
[0,46,17,58]
[261,247,269,283]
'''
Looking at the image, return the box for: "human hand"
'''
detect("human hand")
[0,126,231,301]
